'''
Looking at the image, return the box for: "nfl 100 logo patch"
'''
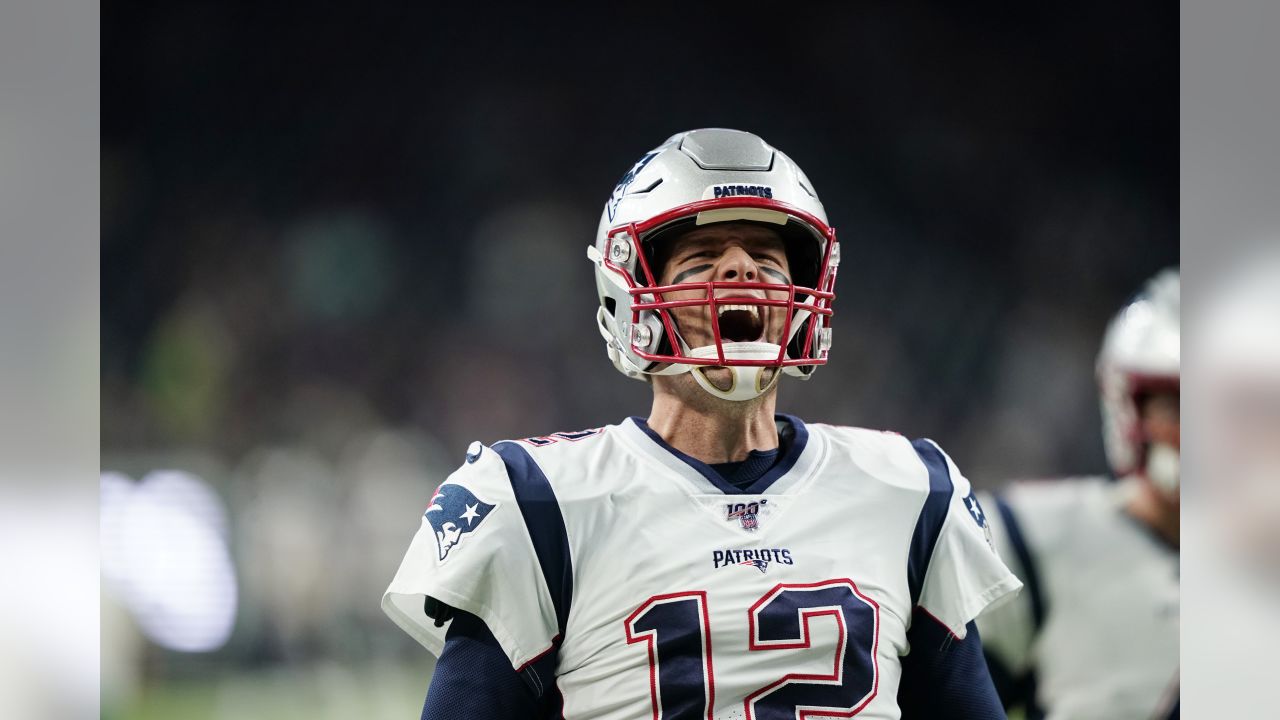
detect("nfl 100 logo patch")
[725,499,767,532]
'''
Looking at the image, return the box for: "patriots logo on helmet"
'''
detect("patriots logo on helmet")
[606,151,658,222]
[425,484,496,562]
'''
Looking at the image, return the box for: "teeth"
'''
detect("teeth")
[718,304,759,318]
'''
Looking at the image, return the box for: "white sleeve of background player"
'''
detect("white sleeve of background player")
[381,444,558,669]
[973,489,1037,673]
[917,446,1023,639]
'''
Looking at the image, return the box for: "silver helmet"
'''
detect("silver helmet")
[588,129,840,401]
[1097,268,1180,484]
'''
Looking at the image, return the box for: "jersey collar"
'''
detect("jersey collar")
[622,414,816,495]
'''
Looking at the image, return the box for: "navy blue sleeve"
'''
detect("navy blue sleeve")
[420,609,559,720]
[985,651,1042,716]
[897,609,1006,720]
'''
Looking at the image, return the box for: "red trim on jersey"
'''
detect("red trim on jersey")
[517,427,607,448]
[913,605,963,643]
[514,633,561,673]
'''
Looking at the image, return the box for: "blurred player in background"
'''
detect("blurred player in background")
[977,269,1180,719]
[382,129,1022,718]
[1184,251,1280,716]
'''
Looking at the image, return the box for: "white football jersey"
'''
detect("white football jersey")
[383,416,1021,719]
[976,477,1179,720]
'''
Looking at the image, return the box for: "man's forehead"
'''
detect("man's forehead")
[676,222,785,247]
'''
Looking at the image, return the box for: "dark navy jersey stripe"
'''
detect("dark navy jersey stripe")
[908,439,954,606]
[630,414,808,495]
[492,442,573,638]
[994,494,1046,632]
[746,414,808,494]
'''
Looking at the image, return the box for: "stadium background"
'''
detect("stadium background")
[101,3,1176,718]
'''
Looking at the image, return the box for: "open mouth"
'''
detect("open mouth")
[717,303,765,343]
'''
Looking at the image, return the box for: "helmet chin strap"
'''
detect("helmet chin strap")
[1146,442,1180,495]
[641,315,809,400]
[685,343,784,402]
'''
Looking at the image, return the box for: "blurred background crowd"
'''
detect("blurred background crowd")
[101,3,1175,718]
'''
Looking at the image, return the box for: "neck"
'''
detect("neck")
[648,376,780,463]
[1124,476,1180,548]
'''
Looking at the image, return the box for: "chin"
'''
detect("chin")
[696,366,779,395]
[701,367,734,391]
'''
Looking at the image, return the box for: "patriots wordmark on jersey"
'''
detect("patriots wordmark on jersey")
[383,415,1021,719]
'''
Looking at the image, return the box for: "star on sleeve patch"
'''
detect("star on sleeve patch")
[963,489,995,550]
[424,484,497,562]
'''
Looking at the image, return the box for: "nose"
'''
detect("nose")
[715,244,758,282]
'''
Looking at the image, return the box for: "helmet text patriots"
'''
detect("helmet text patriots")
[712,184,773,199]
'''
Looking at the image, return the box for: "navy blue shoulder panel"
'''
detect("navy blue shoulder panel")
[491,442,574,639]
[908,439,955,606]
[993,494,1046,632]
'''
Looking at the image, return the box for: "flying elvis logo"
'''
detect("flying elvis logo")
[425,484,496,562]
[606,151,658,222]
[713,547,794,574]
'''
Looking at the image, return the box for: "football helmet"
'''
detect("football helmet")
[589,129,839,401]
[1097,268,1180,487]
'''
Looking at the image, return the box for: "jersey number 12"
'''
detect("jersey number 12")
[624,578,880,720]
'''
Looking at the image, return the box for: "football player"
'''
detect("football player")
[976,269,1180,719]
[383,129,1022,719]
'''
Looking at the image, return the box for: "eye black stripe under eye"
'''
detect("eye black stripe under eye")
[670,264,713,284]
[760,267,790,283]
[670,264,790,284]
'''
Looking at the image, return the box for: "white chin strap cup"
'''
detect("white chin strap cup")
[1146,442,1180,495]
[685,343,784,402]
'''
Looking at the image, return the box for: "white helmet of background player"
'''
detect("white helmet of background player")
[588,129,840,402]
[1097,268,1180,491]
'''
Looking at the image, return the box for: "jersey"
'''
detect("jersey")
[976,477,1179,719]
[383,415,1022,719]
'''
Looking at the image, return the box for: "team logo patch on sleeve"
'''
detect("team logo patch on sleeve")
[963,489,995,549]
[425,484,497,562]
